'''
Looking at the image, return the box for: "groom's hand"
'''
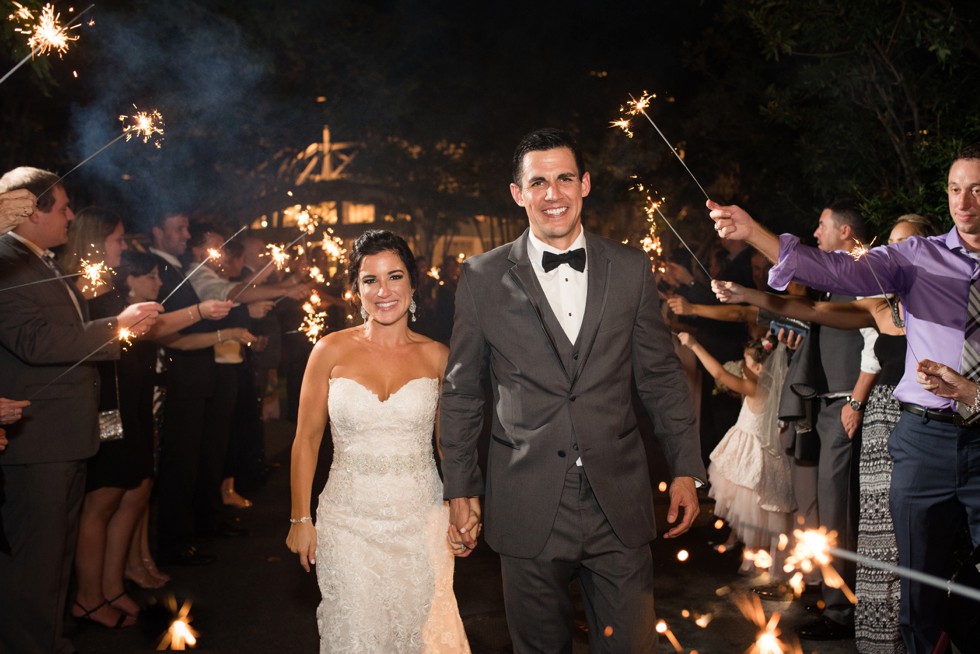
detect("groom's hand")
[448,497,482,557]
[663,476,699,539]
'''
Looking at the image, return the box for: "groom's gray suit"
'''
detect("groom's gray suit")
[440,228,705,651]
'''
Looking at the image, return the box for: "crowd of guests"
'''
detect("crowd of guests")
[2,141,980,654]
[0,166,321,652]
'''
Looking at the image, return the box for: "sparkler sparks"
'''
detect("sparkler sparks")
[267,244,289,270]
[1,3,94,85]
[0,258,110,293]
[615,92,712,202]
[633,183,712,281]
[731,593,800,654]
[156,597,198,650]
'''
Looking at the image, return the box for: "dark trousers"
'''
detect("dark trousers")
[499,466,656,654]
[157,395,208,556]
[197,364,237,530]
[226,360,266,490]
[889,413,980,653]
[815,397,859,626]
[0,461,86,654]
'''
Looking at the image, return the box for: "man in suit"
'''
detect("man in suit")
[0,167,160,653]
[440,129,705,652]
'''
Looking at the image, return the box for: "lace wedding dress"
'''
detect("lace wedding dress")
[315,377,470,653]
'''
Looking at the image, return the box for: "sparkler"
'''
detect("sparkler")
[731,593,798,654]
[0,258,108,293]
[635,184,712,281]
[156,597,198,650]
[27,324,136,401]
[615,92,712,202]
[0,3,94,86]
[229,231,308,303]
[42,105,165,195]
[158,226,246,306]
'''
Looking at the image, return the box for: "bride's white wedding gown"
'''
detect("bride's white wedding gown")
[315,377,470,653]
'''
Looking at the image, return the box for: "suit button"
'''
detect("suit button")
[573,353,579,360]
[557,450,566,458]
[569,395,576,402]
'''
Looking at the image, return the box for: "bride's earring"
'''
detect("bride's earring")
[409,299,417,323]
[360,306,368,322]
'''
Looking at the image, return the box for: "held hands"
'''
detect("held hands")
[916,359,976,404]
[447,497,482,557]
[285,522,317,572]
[664,476,699,538]
[707,199,756,241]
[199,299,233,321]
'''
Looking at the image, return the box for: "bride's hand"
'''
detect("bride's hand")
[447,497,482,557]
[286,522,317,572]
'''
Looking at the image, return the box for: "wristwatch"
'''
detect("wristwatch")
[845,395,865,411]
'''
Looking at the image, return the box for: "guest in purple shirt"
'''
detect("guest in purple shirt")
[706,142,980,654]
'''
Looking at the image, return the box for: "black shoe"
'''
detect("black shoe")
[797,617,854,641]
[197,520,250,538]
[753,583,794,601]
[158,546,216,566]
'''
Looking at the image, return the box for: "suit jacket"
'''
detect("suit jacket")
[440,230,705,558]
[151,253,216,400]
[0,234,119,464]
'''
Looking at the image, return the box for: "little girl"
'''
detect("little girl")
[678,332,795,572]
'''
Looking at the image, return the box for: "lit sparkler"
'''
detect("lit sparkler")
[229,231,308,303]
[156,597,198,650]
[0,258,110,293]
[654,620,683,653]
[427,266,441,281]
[634,183,712,281]
[42,105,165,194]
[782,528,856,603]
[731,593,799,654]
[615,92,712,201]
[0,3,94,86]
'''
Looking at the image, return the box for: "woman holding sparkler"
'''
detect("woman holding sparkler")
[62,214,237,627]
[287,230,471,653]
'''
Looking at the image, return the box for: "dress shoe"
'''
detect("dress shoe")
[158,545,216,566]
[796,616,854,640]
[197,520,250,538]
[753,583,794,601]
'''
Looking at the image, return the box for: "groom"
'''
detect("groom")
[440,128,706,652]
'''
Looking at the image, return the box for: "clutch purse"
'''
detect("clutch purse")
[98,409,124,441]
[99,362,124,442]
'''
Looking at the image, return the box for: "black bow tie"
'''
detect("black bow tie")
[542,248,586,273]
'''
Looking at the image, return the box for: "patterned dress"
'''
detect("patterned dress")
[854,334,906,653]
[315,377,469,653]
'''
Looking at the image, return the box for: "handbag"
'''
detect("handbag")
[98,363,124,442]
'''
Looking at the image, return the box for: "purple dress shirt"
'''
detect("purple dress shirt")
[768,229,979,410]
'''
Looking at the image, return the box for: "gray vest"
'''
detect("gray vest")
[819,293,863,393]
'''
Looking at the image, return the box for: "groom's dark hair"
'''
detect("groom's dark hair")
[347,229,419,296]
[511,128,586,186]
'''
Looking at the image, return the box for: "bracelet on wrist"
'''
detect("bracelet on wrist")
[290,516,312,525]
[970,384,980,415]
[196,303,203,319]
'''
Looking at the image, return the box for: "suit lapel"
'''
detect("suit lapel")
[571,235,610,385]
[506,232,572,381]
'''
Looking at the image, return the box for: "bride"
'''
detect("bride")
[286,230,473,653]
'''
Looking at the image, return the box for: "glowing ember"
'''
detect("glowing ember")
[207,248,221,261]
[156,598,198,650]
[654,620,683,652]
[427,266,441,280]
[657,481,667,492]
[118,327,134,345]
[610,117,634,138]
[266,244,289,270]
[676,549,689,562]
[308,266,326,284]
[119,106,165,147]
[714,519,724,530]
[732,593,798,654]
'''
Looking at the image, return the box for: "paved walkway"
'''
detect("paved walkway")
[72,418,860,653]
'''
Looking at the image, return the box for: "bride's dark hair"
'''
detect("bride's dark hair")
[347,230,418,296]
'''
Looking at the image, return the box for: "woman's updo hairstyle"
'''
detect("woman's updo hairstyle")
[346,230,418,297]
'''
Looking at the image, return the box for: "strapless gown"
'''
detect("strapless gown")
[315,377,470,653]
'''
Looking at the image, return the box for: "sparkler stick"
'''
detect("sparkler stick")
[616,93,712,202]
[0,259,108,292]
[41,106,164,195]
[27,326,128,401]
[157,226,246,305]
[0,3,94,86]
[229,231,307,303]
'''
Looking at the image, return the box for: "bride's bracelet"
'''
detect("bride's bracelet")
[289,516,312,525]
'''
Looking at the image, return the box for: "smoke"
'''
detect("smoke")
[67,0,275,231]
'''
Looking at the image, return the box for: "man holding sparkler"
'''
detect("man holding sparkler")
[440,128,705,652]
[710,143,980,653]
[0,167,161,653]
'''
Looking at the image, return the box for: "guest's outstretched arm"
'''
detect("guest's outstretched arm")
[707,200,781,262]
[713,281,876,330]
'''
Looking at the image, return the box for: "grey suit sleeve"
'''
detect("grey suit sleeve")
[0,289,120,365]
[439,264,488,499]
[631,261,706,481]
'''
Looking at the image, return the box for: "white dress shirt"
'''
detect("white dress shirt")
[526,227,588,344]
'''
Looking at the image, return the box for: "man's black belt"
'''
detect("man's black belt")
[900,402,961,425]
